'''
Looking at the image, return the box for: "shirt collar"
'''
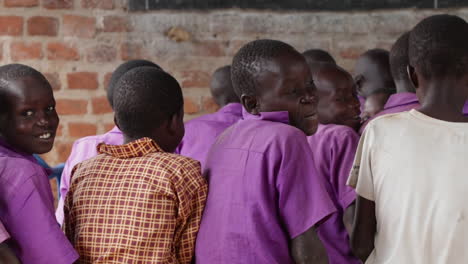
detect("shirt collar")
[242,108,290,124]
[384,92,419,109]
[219,103,243,115]
[0,138,37,162]
[98,137,164,159]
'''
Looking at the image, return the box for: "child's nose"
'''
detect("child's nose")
[36,113,50,126]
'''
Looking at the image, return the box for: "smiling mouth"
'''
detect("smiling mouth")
[304,113,317,118]
[37,132,53,140]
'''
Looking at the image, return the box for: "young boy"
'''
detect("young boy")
[175,65,242,169]
[0,64,78,263]
[0,221,19,264]
[307,63,361,263]
[195,39,336,263]
[302,48,336,73]
[354,49,396,130]
[360,32,420,131]
[314,64,361,131]
[56,59,160,224]
[348,15,468,263]
[63,67,207,263]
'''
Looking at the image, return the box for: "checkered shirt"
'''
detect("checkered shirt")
[63,137,207,264]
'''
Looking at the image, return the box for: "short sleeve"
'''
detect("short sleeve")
[347,123,375,201]
[277,132,336,239]
[2,174,78,264]
[0,221,9,243]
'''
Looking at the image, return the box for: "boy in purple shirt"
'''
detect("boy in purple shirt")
[0,64,78,263]
[354,49,396,124]
[308,63,361,263]
[359,32,420,134]
[56,59,160,224]
[195,39,336,263]
[175,65,242,169]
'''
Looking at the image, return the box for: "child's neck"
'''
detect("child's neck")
[418,79,468,122]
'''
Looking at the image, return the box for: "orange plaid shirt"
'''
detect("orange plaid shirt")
[63,137,207,264]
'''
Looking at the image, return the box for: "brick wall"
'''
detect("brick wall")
[1,1,467,164]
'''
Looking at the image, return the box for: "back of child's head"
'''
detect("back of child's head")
[355,48,396,97]
[390,32,415,93]
[231,39,302,97]
[409,15,468,81]
[107,60,161,109]
[302,49,336,69]
[210,65,239,107]
[113,66,183,141]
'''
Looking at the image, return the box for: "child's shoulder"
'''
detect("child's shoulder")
[317,124,359,138]
[147,152,201,171]
[0,154,45,193]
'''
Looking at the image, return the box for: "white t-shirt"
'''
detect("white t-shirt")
[348,109,468,264]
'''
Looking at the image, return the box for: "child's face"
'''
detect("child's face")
[254,53,318,136]
[0,77,59,154]
[354,56,380,97]
[315,69,361,131]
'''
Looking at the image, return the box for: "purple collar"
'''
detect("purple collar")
[384,92,419,109]
[219,103,243,115]
[242,108,290,124]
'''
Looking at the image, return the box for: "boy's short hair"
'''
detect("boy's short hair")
[107,60,161,109]
[302,49,336,65]
[231,39,300,97]
[113,66,183,138]
[0,64,50,114]
[390,32,410,82]
[409,14,468,80]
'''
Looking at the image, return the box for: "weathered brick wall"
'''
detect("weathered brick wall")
[1,1,467,164]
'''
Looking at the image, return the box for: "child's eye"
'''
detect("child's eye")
[46,106,55,112]
[22,110,34,117]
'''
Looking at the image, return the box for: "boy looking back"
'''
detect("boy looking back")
[348,14,468,263]
[195,39,336,264]
[63,67,207,263]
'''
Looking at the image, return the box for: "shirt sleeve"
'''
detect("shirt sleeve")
[2,173,78,264]
[0,221,9,243]
[347,123,375,201]
[330,130,360,209]
[277,133,337,239]
[173,160,208,264]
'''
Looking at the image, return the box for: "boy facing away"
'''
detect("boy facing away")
[348,14,468,263]
[63,67,207,263]
[56,59,160,224]
[0,64,78,263]
[175,65,242,169]
[195,39,336,264]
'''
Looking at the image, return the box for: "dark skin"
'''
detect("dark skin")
[210,66,240,107]
[350,65,468,263]
[0,241,20,264]
[360,92,390,122]
[241,52,327,263]
[314,66,361,131]
[118,107,185,153]
[0,76,59,154]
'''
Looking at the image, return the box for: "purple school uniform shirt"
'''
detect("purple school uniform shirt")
[195,110,336,264]
[360,92,419,134]
[0,140,78,264]
[463,101,468,116]
[175,103,242,169]
[55,126,124,224]
[307,124,360,264]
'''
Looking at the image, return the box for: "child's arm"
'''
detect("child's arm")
[350,196,376,262]
[291,224,329,264]
[0,242,20,264]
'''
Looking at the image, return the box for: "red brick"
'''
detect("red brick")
[184,97,200,114]
[104,123,115,132]
[120,42,144,60]
[27,16,58,36]
[5,0,38,7]
[104,72,112,89]
[56,123,64,137]
[63,15,96,38]
[43,0,73,9]
[47,42,79,61]
[102,16,132,32]
[91,96,112,114]
[180,70,210,88]
[0,16,23,36]
[11,42,42,60]
[86,44,117,63]
[44,72,61,91]
[67,72,98,90]
[55,140,73,162]
[68,122,97,138]
[202,96,220,113]
[56,99,88,115]
[82,0,113,9]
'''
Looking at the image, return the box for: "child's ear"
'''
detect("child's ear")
[113,116,121,130]
[407,65,419,89]
[167,108,184,135]
[241,94,259,115]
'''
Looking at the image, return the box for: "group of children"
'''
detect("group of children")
[1,13,468,264]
